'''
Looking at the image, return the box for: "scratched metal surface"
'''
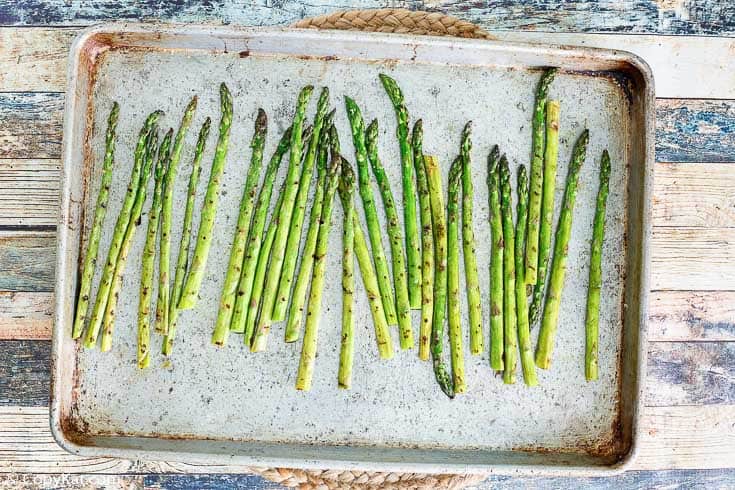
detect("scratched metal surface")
[52,25,650,473]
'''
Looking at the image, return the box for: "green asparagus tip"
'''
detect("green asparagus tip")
[412,119,423,143]
[329,123,340,156]
[538,68,558,99]
[366,118,378,143]
[487,145,501,179]
[601,149,611,179]
[449,155,462,184]
[378,73,399,93]
[109,101,120,122]
[344,95,359,118]
[499,155,510,182]
[316,87,330,111]
[185,95,198,113]
[219,83,233,111]
[340,157,356,195]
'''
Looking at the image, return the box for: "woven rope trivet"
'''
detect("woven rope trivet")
[248,9,492,490]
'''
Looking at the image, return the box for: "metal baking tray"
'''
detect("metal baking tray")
[52,23,653,475]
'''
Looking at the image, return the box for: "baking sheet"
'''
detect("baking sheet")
[52,24,652,474]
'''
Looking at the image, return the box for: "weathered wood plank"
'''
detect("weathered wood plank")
[3,27,735,99]
[647,342,735,407]
[3,338,733,407]
[0,28,76,92]
[1,405,733,472]
[657,99,735,163]
[0,341,49,407]
[0,93,63,159]
[2,93,733,166]
[143,474,281,489]
[653,162,735,228]
[0,292,52,340]
[0,1,733,35]
[5,290,734,342]
[4,159,732,230]
[652,227,735,291]
[649,291,735,341]
[0,231,55,292]
[0,159,60,226]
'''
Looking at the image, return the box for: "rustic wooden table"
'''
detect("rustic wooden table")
[1,2,733,489]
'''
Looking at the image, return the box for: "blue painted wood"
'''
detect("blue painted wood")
[0,1,733,35]
[2,92,733,164]
[2,338,733,406]
[0,233,55,292]
[656,99,735,163]
[0,92,64,159]
[0,340,49,406]
[144,474,283,489]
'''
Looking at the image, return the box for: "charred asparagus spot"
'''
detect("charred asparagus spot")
[83,109,162,349]
[73,102,119,340]
[585,149,611,381]
[536,129,589,369]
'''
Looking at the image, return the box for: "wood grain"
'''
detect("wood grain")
[0,93,63,159]
[0,292,52,340]
[3,28,735,99]
[652,227,735,291]
[1,405,732,472]
[649,291,735,341]
[647,342,735,407]
[0,1,733,35]
[0,231,55,292]
[4,338,733,408]
[657,99,735,163]
[0,27,75,92]
[0,159,60,226]
[653,162,735,228]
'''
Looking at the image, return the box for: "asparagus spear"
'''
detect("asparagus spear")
[514,165,538,386]
[529,100,561,325]
[344,96,398,325]
[487,146,504,370]
[229,124,297,336]
[211,109,267,346]
[525,68,557,288]
[447,157,466,394]
[338,160,356,389]
[586,149,611,381]
[137,129,172,368]
[273,88,330,321]
[412,122,433,360]
[244,182,287,346]
[379,74,421,309]
[179,83,233,310]
[284,122,329,342]
[536,129,589,369]
[100,129,158,352]
[353,210,394,359]
[459,122,483,355]
[500,156,518,384]
[295,149,341,391]
[72,102,119,340]
[250,86,314,349]
[156,96,198,333]
[163,118,210,355]
[365,119,413,349]
[83,110,162,349]
[424,155,454,399]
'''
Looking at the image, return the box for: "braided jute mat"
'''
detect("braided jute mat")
[248,9,493,490]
